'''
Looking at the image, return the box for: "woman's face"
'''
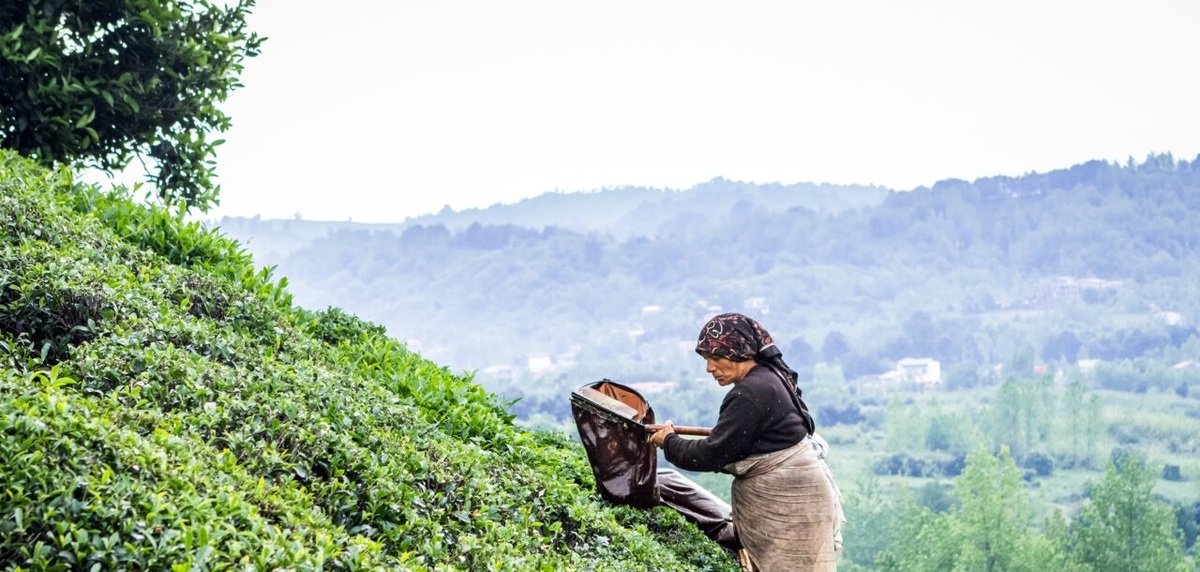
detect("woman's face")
[702,354,754,386]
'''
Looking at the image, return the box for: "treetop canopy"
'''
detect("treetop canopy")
[0,0,263,211]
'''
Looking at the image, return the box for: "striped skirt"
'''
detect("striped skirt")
[724,435,844,571]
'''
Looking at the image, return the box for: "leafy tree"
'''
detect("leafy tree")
[1007,344,1037,379]
[1026,375,1055,443]
[0,0,263,210]
[986,376,1055,461]
[822,330,851,363]
[1082,393,1103,465]
[901,310,938,356]
[1059,374,1103,467]
[925,398,968,453]
[783,337,816,367]
[1042,330,1082,364]
[1178,501,1200,554]
[841,470,910,569]
[949,447,1068,571]
[841,350,888,379]
[884,396,924,453]
[988,377,1028,458]
[878,447,1075,572]
[1063,377,1088,464]
[1069,452,1191,571]
[1022,451,1054,477]
[943,361,984,390]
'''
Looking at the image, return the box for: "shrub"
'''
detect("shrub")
[0,152,739,571]
[873,452,966,478]
[1023,451,1055,477]
[1162,464,1183,482]
[818,402,866,426]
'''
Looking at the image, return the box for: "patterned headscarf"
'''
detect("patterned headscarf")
[695,313,774,362]
[696,313,813,432]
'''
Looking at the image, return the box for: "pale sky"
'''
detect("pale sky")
[205,0,1200,223]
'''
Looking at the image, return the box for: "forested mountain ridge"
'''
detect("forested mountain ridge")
[221,153,1200,386]
[0,151,735,570]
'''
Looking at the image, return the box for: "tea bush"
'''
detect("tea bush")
[0,151,737,571]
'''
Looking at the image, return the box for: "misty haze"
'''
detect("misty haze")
[218,156,1200,567]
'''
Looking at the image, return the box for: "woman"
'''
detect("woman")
[649,313,844,571]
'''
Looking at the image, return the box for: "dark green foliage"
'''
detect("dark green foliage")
[303,306,389,346]
[1022,451,1055,477]
[1042,330,1082,364]
[1179,501,1200,552]
[70,184,258,275]
[1161,463,1182,482]
[872,452,965,479]
[817,402,865,426]
[0,151,738,570]
[0,0,263,210]
[0,271,104,364]
[913,481,957,514]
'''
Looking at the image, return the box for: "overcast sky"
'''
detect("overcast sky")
[205,0,1200,223]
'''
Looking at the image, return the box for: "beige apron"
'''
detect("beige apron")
[724,435,844,571]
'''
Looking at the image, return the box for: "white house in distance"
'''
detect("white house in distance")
[877,358,943,389]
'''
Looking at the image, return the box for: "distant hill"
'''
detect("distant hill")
[401,178,890,238]
[214,177,889,259]
[209,154,1200,433]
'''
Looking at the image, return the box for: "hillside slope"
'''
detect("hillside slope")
[0,151,735,571]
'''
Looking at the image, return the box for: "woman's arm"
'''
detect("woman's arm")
[659,390,762,472]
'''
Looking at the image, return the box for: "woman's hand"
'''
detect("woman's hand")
[649,421,675,448]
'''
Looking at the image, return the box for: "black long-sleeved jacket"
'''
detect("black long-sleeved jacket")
[663,364,809,472]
